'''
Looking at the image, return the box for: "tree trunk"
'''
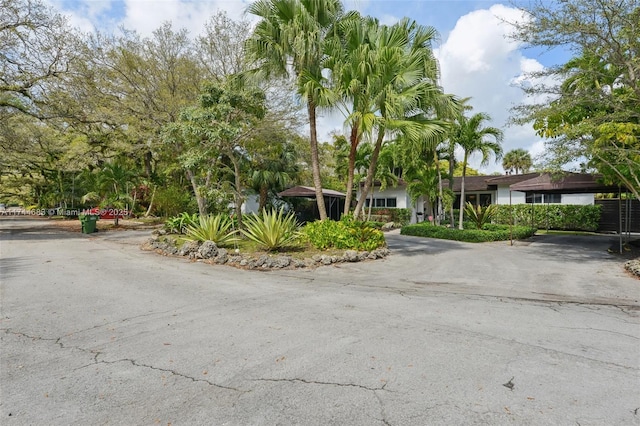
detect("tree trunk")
[448,145,456,227]
[259,184,268,211]
[228,150,244,229]
[354,126,385,219]
[307,98,327,220]
[343,124,359,216]
[144,185,156,217]
[458,153,468,230]
[186,169,207,216]
[435,147,443,225]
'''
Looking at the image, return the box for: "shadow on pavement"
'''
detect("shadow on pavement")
[385,232,471,256]
[523,233,632,263]
[0,256,30,279]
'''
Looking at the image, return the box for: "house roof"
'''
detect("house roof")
[509,173,621,194]
[278,186,346,198]
[486,172,544,185]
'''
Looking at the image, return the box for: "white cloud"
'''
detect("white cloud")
[121,0,250,37]
[435,4,546,174]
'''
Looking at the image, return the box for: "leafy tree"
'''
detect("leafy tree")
[502,148,532,174]
[0,0,76,117]
[510,0,640,200]
[164,78,266,226]
[247,0,344,220]
[450,111,503,229]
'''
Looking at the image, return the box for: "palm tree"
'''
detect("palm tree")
[451,112,503,230]
[325,12,381,215]
[352,18,452,219]
[246,0,344,220]
[502,148,532,174]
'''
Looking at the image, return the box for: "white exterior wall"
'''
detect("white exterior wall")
[357,186,425,223]
[241,194,260,215]
[561,193,594,205]
[496,186,526,205]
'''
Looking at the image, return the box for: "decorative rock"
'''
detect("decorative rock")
[321,255,333,265]
[272,256,291,268]
[625,258,640,277]
[312,254,323,263]
[343,250,359,262]
[179,241,200,256]
[382,222,395,231]
[215,248,228,264]
[197,240,218,259]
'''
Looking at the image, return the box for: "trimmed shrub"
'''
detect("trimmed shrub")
[303,216,386,251]
[401,223,537,243]
[492,204,601,231]
[241,208,301,252]
[366,208,412,225]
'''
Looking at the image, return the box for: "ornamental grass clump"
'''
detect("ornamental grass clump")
[464,202,497,229]
[241,208,301,252]
[184,213,239,246]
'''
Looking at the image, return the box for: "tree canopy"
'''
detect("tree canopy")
[511,0,640,200]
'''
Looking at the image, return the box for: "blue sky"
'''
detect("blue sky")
[49,0,570,174]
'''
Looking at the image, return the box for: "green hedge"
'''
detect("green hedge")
[401,223,537,243]
[492,204,601,231]
[366,208,412,225]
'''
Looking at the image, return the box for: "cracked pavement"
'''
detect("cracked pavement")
[1,217,639,425]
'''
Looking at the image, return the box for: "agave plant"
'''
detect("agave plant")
[464,202,498,229]
[241,208,301,252]
[184,213,239,246]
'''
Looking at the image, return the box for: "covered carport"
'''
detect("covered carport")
[277,186,346,222]
[509,173,635,253]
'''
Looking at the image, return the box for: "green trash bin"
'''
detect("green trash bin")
[79,214,99,234]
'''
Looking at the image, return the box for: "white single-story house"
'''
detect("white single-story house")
[357,172,619,224]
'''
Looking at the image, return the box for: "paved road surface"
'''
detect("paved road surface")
[1,218,639,425]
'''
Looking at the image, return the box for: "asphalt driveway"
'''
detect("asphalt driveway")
[1,217,638,425]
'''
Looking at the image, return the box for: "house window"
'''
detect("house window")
[546,194,562,203]
[526,194,562,204]
[365,198,397,208]
[480,194,492,206]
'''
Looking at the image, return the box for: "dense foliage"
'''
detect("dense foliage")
[511,0,639,201]
[401,223,536,243]
[491,204,601,232]
[303,216,386,251]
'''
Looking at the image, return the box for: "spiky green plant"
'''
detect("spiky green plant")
[464,202,498,229]
[184,213,239,245]
[241,208,301,252]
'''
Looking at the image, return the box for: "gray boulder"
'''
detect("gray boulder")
[197,240,218,259]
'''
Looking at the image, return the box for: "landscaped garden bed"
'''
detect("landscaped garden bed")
[143,210,390,269]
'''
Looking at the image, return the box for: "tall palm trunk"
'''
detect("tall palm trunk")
[458,153,468,230]
[343,124,359,216]
[354,125,385,219]
[435,147,443,225]
[307,98,327,220]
